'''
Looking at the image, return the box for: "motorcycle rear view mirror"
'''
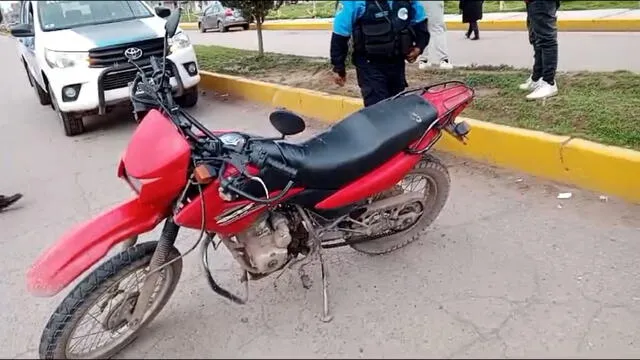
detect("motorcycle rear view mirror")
[164,9,182,38]
[269,109,306,137]
[155,6,171,18]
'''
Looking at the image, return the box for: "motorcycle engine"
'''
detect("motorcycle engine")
[232,212,293,274]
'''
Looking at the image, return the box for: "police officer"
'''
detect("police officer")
[330,0,430,107]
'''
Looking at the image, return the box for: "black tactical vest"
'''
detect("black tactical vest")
[353,0,414,60]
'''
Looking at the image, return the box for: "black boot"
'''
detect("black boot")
[471,22,480,40]
[0,193,23,211]
[465,24,472,39]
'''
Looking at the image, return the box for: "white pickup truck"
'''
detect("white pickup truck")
[11,0,201,136]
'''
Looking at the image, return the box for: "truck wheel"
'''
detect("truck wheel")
[61,112,85,137]
[198,22,206,33]
[243,24,249,31]
[48,82,85,137]
[26,65,51,106]
[219,21,228,33]
[175,86,199,108]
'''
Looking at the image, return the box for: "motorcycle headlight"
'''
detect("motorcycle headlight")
[169,31,191,53]
[44,49,89,69]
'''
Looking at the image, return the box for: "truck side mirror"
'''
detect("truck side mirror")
[10,23,34,38]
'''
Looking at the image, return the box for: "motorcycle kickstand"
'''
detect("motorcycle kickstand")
[295,205,334,323]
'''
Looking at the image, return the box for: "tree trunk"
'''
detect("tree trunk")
[256,20,264,57]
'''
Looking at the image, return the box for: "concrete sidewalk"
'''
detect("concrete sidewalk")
[182,8,640,32]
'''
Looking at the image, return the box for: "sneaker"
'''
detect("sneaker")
[526,80,558,100]
[418,60,432,70]
[438,60,454,70]
[518,76,542,91]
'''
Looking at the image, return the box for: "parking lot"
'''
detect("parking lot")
[1,34,640,358]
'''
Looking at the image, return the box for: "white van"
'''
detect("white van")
[11,0,201,136]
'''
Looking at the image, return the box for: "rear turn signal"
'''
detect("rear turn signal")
[445,120,471,144]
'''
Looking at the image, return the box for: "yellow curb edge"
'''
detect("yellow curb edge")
[181,18,640,32]
[199,71,640,203]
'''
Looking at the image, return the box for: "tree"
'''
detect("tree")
[220,0,284,57]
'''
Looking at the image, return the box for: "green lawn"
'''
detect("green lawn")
[195,44,640,150]
[266,0,640,20]
[181,11,201,23]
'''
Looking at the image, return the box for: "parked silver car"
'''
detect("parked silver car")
[198,1,249,33]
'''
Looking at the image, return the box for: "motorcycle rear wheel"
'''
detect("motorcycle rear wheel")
[349,154,451,255]
[38,241,182,359]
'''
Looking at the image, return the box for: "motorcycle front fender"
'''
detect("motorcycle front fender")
[26,198,166,297]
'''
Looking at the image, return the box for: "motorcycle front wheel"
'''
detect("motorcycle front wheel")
[38,241,182,359]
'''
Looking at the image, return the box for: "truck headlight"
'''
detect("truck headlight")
[169,31,191,53]
[44,49,88,69]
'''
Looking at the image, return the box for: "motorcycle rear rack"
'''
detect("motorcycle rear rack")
[392,81,475,155]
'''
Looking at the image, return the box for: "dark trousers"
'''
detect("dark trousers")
[526,0,559,84]
[466,21,479,39]
[355,56,408,107]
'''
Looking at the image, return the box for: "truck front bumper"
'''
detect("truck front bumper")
[48,46,200,114]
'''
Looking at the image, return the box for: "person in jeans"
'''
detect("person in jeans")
[0,193,22,211]
[418,0,453,70]
[519,0,560,100]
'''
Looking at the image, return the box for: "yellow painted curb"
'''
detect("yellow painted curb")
[181,18,640,32]
[199,71,640,203]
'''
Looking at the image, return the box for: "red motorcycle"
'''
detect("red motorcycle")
[28,11,474,360]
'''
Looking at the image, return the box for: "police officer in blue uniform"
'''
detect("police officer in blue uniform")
[330,0,430,107]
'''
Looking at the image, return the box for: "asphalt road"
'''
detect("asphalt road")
[188,29,640,73]
[2,34,640,359]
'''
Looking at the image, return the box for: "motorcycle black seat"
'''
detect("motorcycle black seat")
[254,94,439,190]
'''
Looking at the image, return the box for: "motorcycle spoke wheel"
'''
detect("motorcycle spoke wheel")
[349,155,451,255]
[39,242,182,360]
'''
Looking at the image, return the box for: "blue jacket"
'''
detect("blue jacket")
[330,0,430,75]
[333,0,427,37]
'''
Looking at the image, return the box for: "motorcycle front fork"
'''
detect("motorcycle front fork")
[121,218,180,327]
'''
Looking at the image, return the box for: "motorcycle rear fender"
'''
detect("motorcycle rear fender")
[315,129,440,210]
[26,198,166,297]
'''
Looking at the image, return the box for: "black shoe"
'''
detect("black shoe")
[0,193,23,211]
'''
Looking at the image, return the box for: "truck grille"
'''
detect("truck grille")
[102,64,174,91]
[89,38,166,68]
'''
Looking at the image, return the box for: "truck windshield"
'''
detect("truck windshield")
[38,1,153,31]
